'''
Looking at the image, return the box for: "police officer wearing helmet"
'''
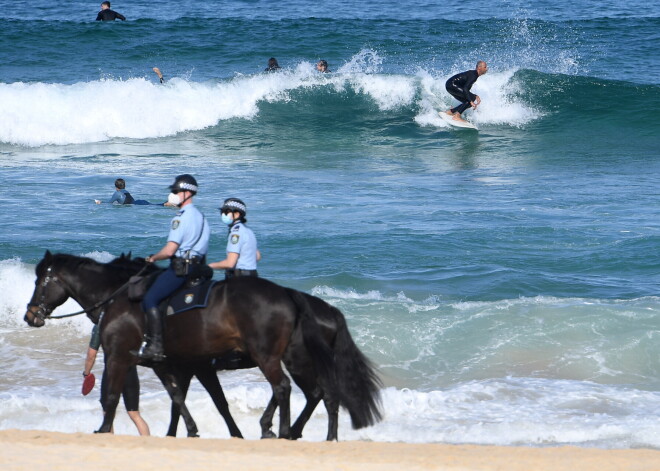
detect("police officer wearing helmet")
[136,174,210,362]
[209,197,260,279]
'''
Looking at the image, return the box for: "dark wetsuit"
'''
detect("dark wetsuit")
[96,9,126,21]
[105,189,152,205]
[89,324,140,411]
[445,69,480,115]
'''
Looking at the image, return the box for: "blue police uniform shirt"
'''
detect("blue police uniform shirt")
[168,204,210,258]
[226,222,258,270]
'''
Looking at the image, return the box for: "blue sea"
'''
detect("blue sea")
[1,0,659,448]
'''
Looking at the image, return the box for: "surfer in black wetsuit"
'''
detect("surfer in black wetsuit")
[444,61,488,122]
[96,1,126,21]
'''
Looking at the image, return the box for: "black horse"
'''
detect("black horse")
[24,251,382,439]
[167,288,382,441]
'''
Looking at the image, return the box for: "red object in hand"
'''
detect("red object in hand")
[82,373,96,396]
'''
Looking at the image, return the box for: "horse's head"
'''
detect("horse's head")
[24,250,70,327]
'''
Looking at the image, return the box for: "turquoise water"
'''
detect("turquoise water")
[0,0,659,447]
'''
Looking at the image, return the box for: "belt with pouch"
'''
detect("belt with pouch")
[225,268,258,277]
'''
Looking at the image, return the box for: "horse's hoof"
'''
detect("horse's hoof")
[187,433,200,438]
[261,431,277,439]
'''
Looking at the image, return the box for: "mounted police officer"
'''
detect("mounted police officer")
[136,174,210,362]
[209,197,260,279]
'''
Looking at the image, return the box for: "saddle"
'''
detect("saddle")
[128,267,218,316]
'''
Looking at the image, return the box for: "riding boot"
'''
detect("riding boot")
[137,307,165,362]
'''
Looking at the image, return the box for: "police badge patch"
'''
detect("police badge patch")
[231,234,240,244]
[172,219,180,230]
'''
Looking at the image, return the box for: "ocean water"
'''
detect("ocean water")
[1,0,659,448]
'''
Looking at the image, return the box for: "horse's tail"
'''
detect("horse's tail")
[286,288,338,398]
[331,305,383,429]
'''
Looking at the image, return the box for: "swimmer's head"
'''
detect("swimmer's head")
[114,178,126,190]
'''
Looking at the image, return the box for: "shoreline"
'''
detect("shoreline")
[0,430,658,471]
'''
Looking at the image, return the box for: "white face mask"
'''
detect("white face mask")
[168,192,181,206]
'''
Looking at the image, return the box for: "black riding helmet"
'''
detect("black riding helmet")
[220,197,247,217]
[170,174,198,194]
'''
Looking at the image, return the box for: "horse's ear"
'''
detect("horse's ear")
[44,250,52,262]
[127,251,132,259]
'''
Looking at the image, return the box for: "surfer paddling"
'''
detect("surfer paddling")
[444,61,488,123]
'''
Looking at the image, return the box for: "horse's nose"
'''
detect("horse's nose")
[24,311,44,327]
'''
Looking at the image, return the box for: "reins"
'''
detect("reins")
[47,264,150,320]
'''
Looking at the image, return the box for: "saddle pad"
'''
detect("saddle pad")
[162,279,219,316]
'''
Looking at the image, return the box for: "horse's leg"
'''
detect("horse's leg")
[166,366,193,437]
[259,395,278,439]
[259,359,291,439]
[194,363,244,438]
[152,364,199,438]
[290,384,323,440]
[322,394,340,441]
[96,357,128,433]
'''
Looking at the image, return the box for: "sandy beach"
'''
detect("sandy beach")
[0,429,658,471]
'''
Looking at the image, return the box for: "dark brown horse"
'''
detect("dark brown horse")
[24,251,341,438]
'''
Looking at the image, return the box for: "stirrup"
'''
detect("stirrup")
[133,341,165,362]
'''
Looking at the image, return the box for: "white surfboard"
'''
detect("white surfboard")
[439,111,478,130]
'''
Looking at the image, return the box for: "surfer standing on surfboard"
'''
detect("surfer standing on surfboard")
[444,61,488,122]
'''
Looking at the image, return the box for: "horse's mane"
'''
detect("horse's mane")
[109,252,160,275]
[37,251,152,280]
[36,252,100,276]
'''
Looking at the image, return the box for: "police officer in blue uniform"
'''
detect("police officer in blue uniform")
[209,198,260,279]
[136,174,210,362]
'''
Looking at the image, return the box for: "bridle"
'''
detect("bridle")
[26,265,61,321]
[26,263,148,322]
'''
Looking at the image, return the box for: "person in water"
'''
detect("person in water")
[209,197,261,280]
[83,324,150,435]
[136,174,210,362]
[316,60,330,73]
[444,61,488,122]
[153,67,164,83]
[265,58,281,72]
[96,1,126,21]
[94,178,154,205]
